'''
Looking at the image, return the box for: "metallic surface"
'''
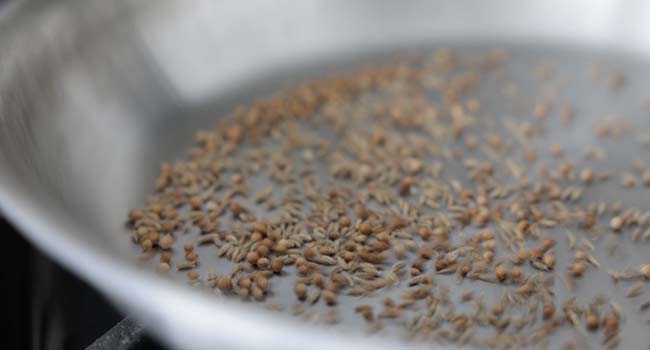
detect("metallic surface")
[1,0,650,348]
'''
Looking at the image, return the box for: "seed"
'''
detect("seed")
[294,282,308,300]
[359,221,373,235]
[602,312,619,336]
[238,288,250,300]
[550,144,563,158]
[274,239,289,254]
[159,234,174,250]
[571,262,586,277]
[417,227,432,240]
[480,230,495,240]
[641,264,650,279]
[304,245,318,259]
[643,170,650,186]
[541,238,556,251]
[542,253,556,269]
[246,251,260,265]
[626,282,644,297]
[542,303,555,320]
[187,270,199,280]
[492,302,504,316]
[252,287,264,301]
[355,204,369,220]
[183,243,194,252]
[160,251,172,263]
[189,195,202,209]
[483,251,494,263]
[418,246,432,260]
[186,252,198,262]
[157,262,170,273]
[257,257,270,270]
[511,267,523,280]
[574,251,586,261]
[339,216,351,227]
[610,216,624,231]
[271,259,283,273]
[323,290,337,306]
[495,265,508,281]
[141,239,153,251]
[128,209,144,222]
[251,231,263,242]
[586,311,599,331]
[579,168,594,184]
[529,247,543,261]
[217,276,232,291]
[482,239,496,251]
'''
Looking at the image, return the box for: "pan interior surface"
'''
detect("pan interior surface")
[2,1,650,348]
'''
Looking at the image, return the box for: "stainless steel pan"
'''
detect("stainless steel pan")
[2,0,650,348]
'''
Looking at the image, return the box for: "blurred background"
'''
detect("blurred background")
[1,217,161,349]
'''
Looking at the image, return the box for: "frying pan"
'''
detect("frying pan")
[2,0,650,348]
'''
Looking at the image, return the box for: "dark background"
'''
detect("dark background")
[1,217,123,349]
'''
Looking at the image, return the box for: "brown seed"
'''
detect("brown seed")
[418,246,432,260]
[183,243,194,252]
[495,265,508,281]
[574,251,586,261]
[239,277,252,289]
[293,282,308,300]
[157,262,170,273]
[641,264,650,279]
[186,252,198,262]
[480,230,495,240]
[189,195,202,209]
[356,204,369,220]
[550,144,563,158]
[359,221,373,235]
[541,238,556,251]
[603,312,620,336]
[253,222,266,234]
[610,216,624,231]
[246,251,260,265]
[323,290,337,306]
[257,257,270,270]
[482,239,496,251]
[492,302,504,316]
[571,262,586,277]
[250,231,263,242]
[159,234,174,250]
[271,259,283,273]
[542,253,556,269]
[542,303,555,320]
[160,251,172,263]
[128,209,144,222]
[187,270,199,280]
[303,245,318,259]
[416,227,432,240]
[579,168,594,184]
[238,288,250,300]
[274,239,289,254]
[325,282,340,293]
[339,216,351,227]
[255,274,269,291]
[217,276,232,291]
[252,286,264,301]
[483,251,494,263]
[586,311,599,331]
[529,247,543,261]
[141,239,153,251]
[643,170,650,186]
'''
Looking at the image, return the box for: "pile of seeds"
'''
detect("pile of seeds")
[127,47,650,349]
